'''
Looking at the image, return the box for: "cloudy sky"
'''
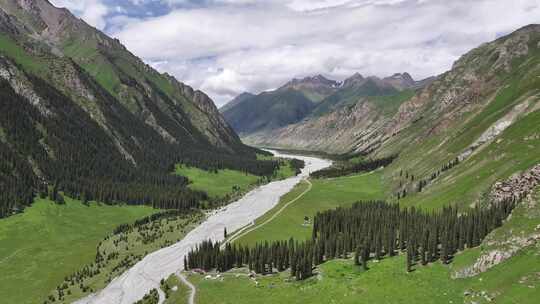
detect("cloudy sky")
[49,0,540,106]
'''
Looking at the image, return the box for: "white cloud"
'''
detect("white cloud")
[50,0,109,30]
[64,0,540,106]
[286,0,354,11]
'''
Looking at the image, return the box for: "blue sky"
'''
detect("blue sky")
[50,0,540,106]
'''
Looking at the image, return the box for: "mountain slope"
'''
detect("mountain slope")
[311,74,399,116]
[0,0,242,151]
[374,24,540,209]
[220,74,339,136]
[0,0,276,217]
[219,92,255,112]
[221,88,315,135]
[247,26,539,160]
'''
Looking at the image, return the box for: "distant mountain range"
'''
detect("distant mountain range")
[220,72,433,137]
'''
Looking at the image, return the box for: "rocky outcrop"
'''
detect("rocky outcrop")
[382,72,423,90]
[452,164,540,279]
[282,74,340,90]
[491,164,540,203]
[453,231,540,279]
[370,25,540,157]
[342,73,365,88]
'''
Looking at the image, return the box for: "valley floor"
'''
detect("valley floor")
[0,156,297,304]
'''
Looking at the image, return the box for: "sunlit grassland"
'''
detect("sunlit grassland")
[0,198,156,304]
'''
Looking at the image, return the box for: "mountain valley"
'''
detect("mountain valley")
[0,1,539,304]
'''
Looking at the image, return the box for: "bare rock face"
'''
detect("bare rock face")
[491,164,540,203]
[0,56,52,117]
[453,232,540,279]
[492,28,531,72]
[458,97,534,161]
[453,250,514,279]
[0,7,20,35]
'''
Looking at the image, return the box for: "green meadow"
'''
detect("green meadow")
[0,197,156,304]
[235,171,385,245]
[175,160,297,199]
[187,245,540,304]
[175,165,260,199]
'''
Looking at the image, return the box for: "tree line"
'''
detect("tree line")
[185,196,518,280]
[396,157,460,199]
[310,155,397,178]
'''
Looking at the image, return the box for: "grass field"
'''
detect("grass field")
[187,244,540,304]
[175,165,260,199]
[51,210,204,303]
[0,197,156,304]
[163,275,191,304]
[175,160,297,200]
[0,34,48,74]
[235,170,385,245]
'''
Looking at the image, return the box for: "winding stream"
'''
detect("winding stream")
[74,150,331,304]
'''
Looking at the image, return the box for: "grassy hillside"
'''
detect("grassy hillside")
[312,78,399,117]
[0,198,156,304]
[48,210,204,303]
[396,106,540,211]
[372,26,540,211]
[1,0,280,218]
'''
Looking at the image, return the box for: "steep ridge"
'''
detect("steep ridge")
[0,0,274,217]
[280,74,340,102]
